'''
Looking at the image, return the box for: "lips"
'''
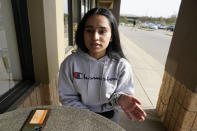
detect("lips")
[91,43,101,48]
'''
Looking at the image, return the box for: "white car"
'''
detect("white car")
[119,22,125,26]
[148,23,158,30]
[158,24,167,29]
[140,23,149,28]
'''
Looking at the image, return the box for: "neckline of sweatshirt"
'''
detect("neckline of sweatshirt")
[76,49,108,64]
[75,49,123,65]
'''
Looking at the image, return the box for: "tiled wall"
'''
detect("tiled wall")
[17,49,73,109]
[17,74,60,109]
[156,71,197,131]
[49,74,60,105]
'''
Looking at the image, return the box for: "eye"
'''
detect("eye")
[98,30,106,34]
[85,29,93,33]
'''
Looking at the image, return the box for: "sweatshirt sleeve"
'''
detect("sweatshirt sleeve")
[58,59,89,110]
[110,59,135,106]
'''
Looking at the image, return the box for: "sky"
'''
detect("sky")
[120,0,182,18]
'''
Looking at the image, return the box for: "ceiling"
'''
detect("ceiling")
[97,0,114,9]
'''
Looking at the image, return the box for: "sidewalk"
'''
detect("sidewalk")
[118,31,166,131]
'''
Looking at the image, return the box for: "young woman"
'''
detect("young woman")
[58,8,146,123]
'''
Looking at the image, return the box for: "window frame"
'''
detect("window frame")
[68,0,73,46]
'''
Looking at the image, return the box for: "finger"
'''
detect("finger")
[135,108,146,118]
[131,110,145,121]
[131,108,145,121]
[132,97,142,105]
[124,110,133,121]
[137,115,145,121]
[135,106,147,117]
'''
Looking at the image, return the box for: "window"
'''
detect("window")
[64,0,69,47]
[82,0,91,16]
[0,0,22,96]
[0,0,35,113]
[66,0,82,46]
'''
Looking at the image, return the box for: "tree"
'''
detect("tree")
[119,16,128,23]
[167,14,177,24]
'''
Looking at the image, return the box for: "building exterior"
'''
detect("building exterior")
[120,14,139,23]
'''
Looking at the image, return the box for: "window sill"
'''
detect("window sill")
[0,80,36,113]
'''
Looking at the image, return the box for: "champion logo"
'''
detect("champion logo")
[73,72,83,79]
[73,72,118,81]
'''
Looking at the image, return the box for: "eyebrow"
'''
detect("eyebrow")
[84,25,108,29]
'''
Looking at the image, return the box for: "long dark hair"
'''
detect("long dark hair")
[75,8,125,59]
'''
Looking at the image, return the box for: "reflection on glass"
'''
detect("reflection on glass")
[0,0,22,95]
[64,0,68,47]
[81,0,88,16]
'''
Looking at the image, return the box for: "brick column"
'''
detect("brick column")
[156,0,197,130]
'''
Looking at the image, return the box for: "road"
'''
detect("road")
[119,26,172,65]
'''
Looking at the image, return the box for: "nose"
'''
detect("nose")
[92,31,99,40]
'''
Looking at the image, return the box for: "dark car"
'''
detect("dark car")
[167,25,175,31]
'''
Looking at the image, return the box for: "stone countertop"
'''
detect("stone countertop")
[0,105,125,131]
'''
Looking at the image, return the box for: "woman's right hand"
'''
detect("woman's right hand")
[118,94,147,122]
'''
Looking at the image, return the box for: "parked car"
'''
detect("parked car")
[140,23,158,30]
[158,24,167,29]
[119,22,125,26]
[148,23,158,30]
[140,23,149,28]
[167,25,175,31]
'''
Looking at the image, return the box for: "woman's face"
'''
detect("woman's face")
[84,14,112,59]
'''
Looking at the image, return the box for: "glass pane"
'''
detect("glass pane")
[64,0,68,47]
[0,0,22,96]
[82,0,88,16]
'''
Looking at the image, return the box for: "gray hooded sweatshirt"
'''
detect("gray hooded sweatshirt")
[58,49,134,113]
